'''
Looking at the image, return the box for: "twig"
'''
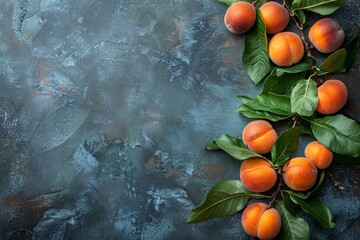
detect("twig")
[328,171,345,190]
[268,167,283,208]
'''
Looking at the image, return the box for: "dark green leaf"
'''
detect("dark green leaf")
[304,1,345,15]
[319,48,346,73]
[289,195,335,228]
[334,33,360,73]
[242,10,271,85]
[262,70,309,95]
[255,0,269,4]
[237,104,291,122]
[309,114,360,157]
[271,127,301,166]
[276,58,313,76]
[291,79,318,116]
[239,93,292,116]
[186,180,267,223]
[207,135,266,160]
[280,191,297,216]
[207,134,246,151]
[206,140,221,151]
[292,0,344,15]
[238,93,292,121]
[238,95,253,105]
[299,116,314,136]
[276,200,310,240]
[293,9,307,25]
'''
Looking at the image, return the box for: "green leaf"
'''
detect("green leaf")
[334,33,360,73]
[271,127,301,166]
[281,191,297,216]
[319,48,347,73]
[207,134,246,151]
[242,9,271,85]
[309,114,360,157]
[293,9,307,25]
[262,70,309,95]
[286,171,325,199]
[238,93,292,121]
[276,58,313,76]
[276,200,310,240]
[237,104,291,122]
[207,135,266,160]
[239,93,292,116]
[299,116,314,136]
[186,180,267,223]
[255,0,269,4]
[206,140,221,150]
[292,0,344,15]
[304,1,345,15]
[291,78,318,117]
[289,195,335,228]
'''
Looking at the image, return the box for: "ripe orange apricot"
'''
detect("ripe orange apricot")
[224,2,256,34]
[305,141,333,169]
[242,202,281,240]
[309,18,345,53]
[268,32,304,67]
[282,157,318,191]
[316,79,348,115]
[240,158,277,192]
[260,1,289,34]
[242,120,278,154]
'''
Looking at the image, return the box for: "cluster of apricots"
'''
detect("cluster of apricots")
[224,1,345,66]
[239,119,335,239]
[241,119,335,194]
[237,82,348,239]
[222,1,351,239]
[224,1,349,115]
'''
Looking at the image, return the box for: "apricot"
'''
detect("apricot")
[309,18,345,53]
[260,1,289,34]
[240,158,277,193]
[282,157,318,191]
[224,2,256,34]
[268,32,304,67]
[242,202,281,240]
[305,141,333,169]
[242,120,278,154]
[316,79,348,115]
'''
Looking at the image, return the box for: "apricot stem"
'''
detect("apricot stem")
[287,8,318,76]
[268,167,283,208]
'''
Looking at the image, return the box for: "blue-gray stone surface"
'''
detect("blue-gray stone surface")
[0,0,359,239]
